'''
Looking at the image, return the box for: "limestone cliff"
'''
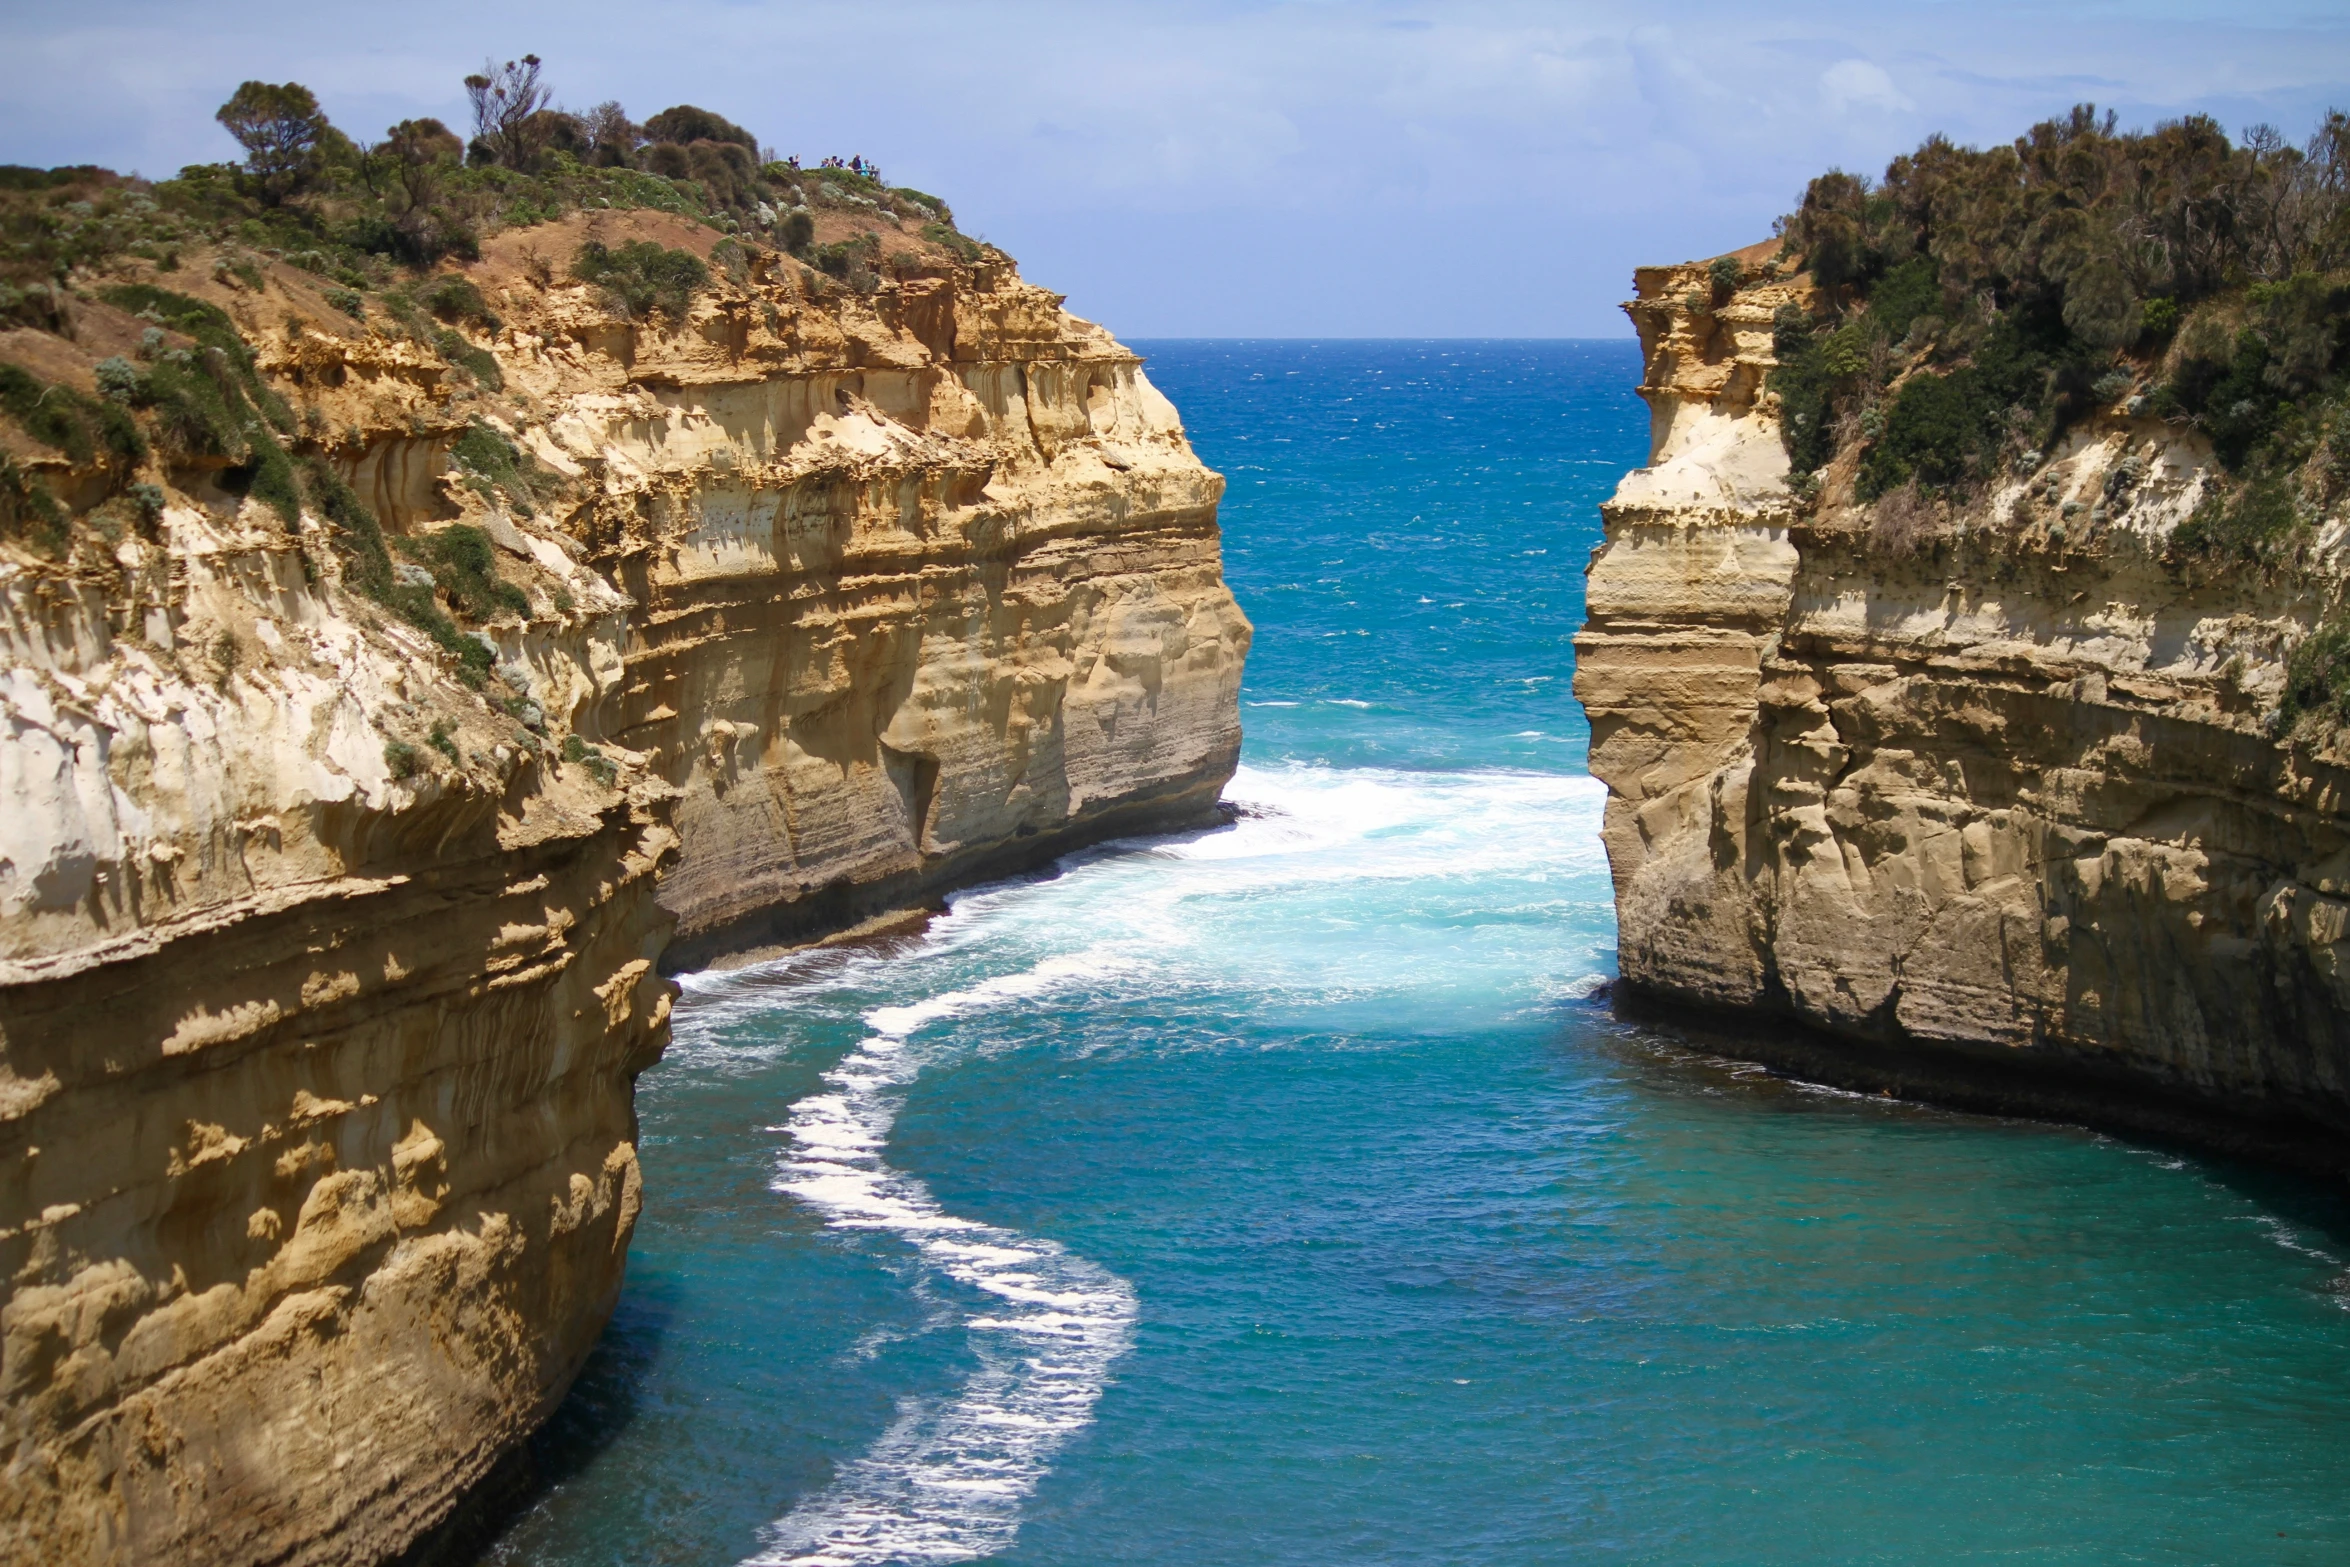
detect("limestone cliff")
[1577,251,2350,1167]
[0,199,1245,1563]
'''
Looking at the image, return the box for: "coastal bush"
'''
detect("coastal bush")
[569,237,708,320]
[2171,475,2301,563]
[464,57,553,171]
[300,455,392,595]
[892,186,950,222]
[0,455,67,552]
[561,732,618,786]
[0,361,144,467]
[403,522,528,620]
[641,105,757,151]
[2284,613,2350,727]
[216,81,331,204]
[449,418,542,513]
[922,221,979,263]
[419,272,498,329]
[812,233,880,291]
[1773,106,2350,501]
[437,330,503,390]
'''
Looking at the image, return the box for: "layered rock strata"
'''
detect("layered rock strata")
[1576,251,2350,1166]
[0,212,1245,1563]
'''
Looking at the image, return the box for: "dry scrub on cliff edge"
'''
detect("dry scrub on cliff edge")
[0,51,1015,722]
[0,54,996,558]
[1769,106,2350,566]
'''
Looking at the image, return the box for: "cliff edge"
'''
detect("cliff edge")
[1577,111,2350,1170]
[0,106,1245,1565]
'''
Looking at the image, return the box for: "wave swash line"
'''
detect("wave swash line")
[743,956,1137,1567]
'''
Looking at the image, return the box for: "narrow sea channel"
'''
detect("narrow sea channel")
[483,342,2350,1565]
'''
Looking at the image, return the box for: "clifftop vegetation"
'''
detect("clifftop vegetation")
[0,54,1002,701]
[1766,105,2350,571]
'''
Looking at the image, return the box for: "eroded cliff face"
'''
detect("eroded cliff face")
[1576,251,2350,1161]
[0,210,1245,1563]
[490,216,1251,966]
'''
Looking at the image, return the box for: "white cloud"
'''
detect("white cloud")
[1821,58,1912,115]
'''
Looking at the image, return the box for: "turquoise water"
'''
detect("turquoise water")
[482,343,2350,1566]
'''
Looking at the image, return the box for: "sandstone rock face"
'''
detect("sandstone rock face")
[0,213,1245,1563]
[493,219,1253,967]
[1577,253,2350,1160]
[0,540,677,1567]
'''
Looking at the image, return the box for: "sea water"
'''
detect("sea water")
[480,343,2350,1566]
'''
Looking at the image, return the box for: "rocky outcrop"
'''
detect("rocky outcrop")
[1576,250,2350,1167]
[0,209,1245,1563]
[497,217,1252,967]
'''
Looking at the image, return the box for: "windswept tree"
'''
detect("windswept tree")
[464,55,552,170]
[641,104,757,151]
[383,118,463,211]
[579,101,641,168]
[215,80,330,204]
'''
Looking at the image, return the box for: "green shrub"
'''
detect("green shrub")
[2171,475,2300,563]
[384,738,424,778]
[1767,307,1855,477]
[1864,256,1942,346]
[384,574,494,685]
[891,186,950,220]
[2165,328,2280,470]
[569,237,708,320]
[234,435,302,525]
[427,718,459,762]
[99,283,294,431]
[401,522,529,620]
[300,456,393,592]
[921,220,978,263]
[419,272,499,329]
[94,355,141,402]
[561,732,618,786]
[811,233,880,290]
[449,418,540,512]
[127,482,165,528]
[433,329,504,390]
[641,105,756,150]
[0,361,145,467]
[324,287,365,318]
[2285,612,2350,729]
[0,455,67,552]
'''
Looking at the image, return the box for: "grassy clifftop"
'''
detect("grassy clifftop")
[1753,104,2350,726]
[0,56,995,569]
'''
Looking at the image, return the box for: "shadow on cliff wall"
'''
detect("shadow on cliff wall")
[398,1273,680,1566]
[1580,987,2350,1266]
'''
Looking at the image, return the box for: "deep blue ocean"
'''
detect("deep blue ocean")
[482,342,2350,1566]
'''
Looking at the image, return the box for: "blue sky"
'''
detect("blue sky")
[5,1,2347,336]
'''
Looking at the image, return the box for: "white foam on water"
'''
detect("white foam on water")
[716,760,1617,1562]
[742,954,1138,1567]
